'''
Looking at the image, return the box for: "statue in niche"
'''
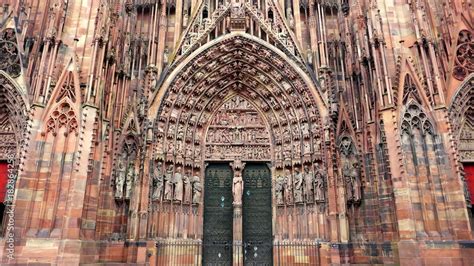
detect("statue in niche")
[115,159,126,199]
[151,161,164,200]
[314,137,322,152]
[303,141,311,154]
[207,129,215,142]
[303,165,314,202]
[275,145,283,160]
[284,144,292,159]
[183,170,193,204]
[342,163,352,201]
[177,124,184,140]
[194,147,201,159]
[293,168,304,203]
[125,164,135,199]
[293,141,301,156]
[176,141,184,157]
[185,146,193,158]
[173,166,183,201]
[167,142,174,155]
[307,49,313,66]
[343,162,362,203]
[314,162,326,202]
[275,174,285,205]
[284,169,293,204]
[302,122,310,136]
[163,47,169,65]
[324,124,330,142]
[183,13,189,28]
[192,175,202,204]
[351,162,362,202]
[164,164,174,201]
[233,172,243,205]
[168,123,176,135]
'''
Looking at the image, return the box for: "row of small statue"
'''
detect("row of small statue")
[150,162,202,204]
[275,164,327,205]
[114,161,136,200]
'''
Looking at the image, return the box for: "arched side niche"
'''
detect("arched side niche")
[147,33,330,240]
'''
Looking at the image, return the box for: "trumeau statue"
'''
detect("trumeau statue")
[164,164,174,201]
[151,161,164,200]
[233,172,243,205]
[293,167,304,203]
[173,167,184,201]
[192,175,202,204]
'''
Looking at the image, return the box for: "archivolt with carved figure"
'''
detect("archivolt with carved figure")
[143,33,330,242]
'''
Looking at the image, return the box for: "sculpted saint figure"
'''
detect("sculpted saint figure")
[115,159,126,199]
[192,175,202,204]
[164,164,174,201]
[293,168,304,203]
[173,167,183,201]
[183,170,193,204]
[233,172,244,205]
[343,162,361,203]
[314,162,326,202]
[125,164,135,199]
[351,163,362,202]
[284,169,293,204]
[342,163,352,201]
[275,174,285,205]
[303,166,314,202]
[151,162,164,200]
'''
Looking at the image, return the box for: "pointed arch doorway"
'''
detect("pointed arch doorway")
[149,33,329,264]
[202,95,273,265]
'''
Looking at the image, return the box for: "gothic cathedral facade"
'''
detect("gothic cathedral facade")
[0,0,473,265]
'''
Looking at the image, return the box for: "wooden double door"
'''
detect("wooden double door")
[202,163,272,265]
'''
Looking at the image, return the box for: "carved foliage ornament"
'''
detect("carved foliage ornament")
[0,29,21,78]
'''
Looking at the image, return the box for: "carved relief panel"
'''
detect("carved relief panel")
[205,95,271,161]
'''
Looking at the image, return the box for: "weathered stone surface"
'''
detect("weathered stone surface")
[0,0,473,264]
